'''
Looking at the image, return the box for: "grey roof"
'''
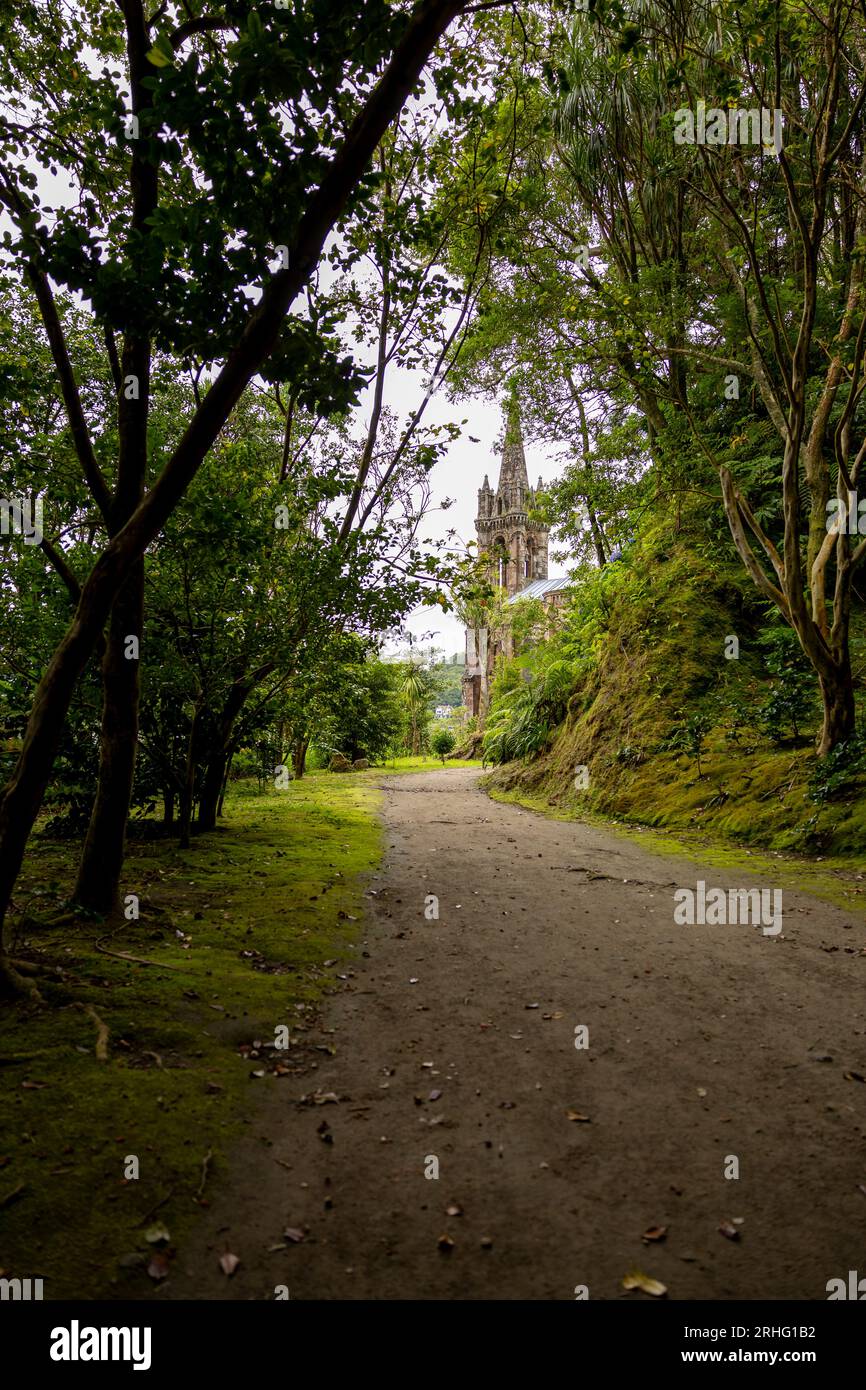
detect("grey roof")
[507,576,574,603]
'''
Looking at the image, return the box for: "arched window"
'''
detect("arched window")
[492,537,507,588]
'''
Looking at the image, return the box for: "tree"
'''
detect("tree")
[0,0,474,991]
[431,727,455,763]
[449,0,866,754]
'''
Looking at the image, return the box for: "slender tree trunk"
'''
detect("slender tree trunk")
[293,738,309,781]
[72,561,144,913]
[69,0,154,915]
[217,750,234,817]
[195,665,274,830]
[179,700,202,850]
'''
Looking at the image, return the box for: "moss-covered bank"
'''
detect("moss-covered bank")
[484,508,866,860]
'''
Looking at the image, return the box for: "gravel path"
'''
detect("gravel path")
[163,768,866,1301]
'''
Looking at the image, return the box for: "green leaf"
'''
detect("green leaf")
[146,33,174,68]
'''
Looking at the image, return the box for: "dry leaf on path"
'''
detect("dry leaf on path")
[622,1269,667,1297]
[147,1253,170,1281]
[566,1109,591,1123]
[219,1252,240,1276]
[642,1225,667,1243]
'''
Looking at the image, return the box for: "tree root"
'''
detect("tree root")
[94,937,184,971]
[0,953,43,1003]
[0,1050,57,1065]
[75,1002,109,1061]
[196,1148,213,1200]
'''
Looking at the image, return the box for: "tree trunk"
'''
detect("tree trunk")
[816,663,856,756]
[293,738,309,781]
[69,0,154,916]
[179,701,202,850]
[197,753,226,833]
[72,560,144,913]
[217,750,234,817]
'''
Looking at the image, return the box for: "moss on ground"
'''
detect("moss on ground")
[0,771,390,1299]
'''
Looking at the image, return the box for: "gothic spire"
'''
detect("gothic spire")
[497,395,529,490]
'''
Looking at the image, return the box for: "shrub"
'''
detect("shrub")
[431,728,456,764]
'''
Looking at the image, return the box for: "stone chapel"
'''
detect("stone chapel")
[462,400,569,717]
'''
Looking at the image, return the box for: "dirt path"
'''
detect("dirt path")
[163,768,866,1301]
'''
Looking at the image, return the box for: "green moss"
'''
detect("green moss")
[484,505,866,862]
[0,773,384,1298]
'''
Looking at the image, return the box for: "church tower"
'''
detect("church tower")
[474,397,548,595]
[462,399,549,718]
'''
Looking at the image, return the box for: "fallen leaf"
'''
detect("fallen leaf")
[147,1253,170,1281]
[437,1234,455,1253]
[622,1269,667,1297]
[429,1089,442,1101]
[445,1202,463,1217]
[696,1087,707,1098]
[843,1070,865,1083]
[642,1225,667,1243]
[566,1109,591,1123]
[718,1220,739,1240]
[219,1252,240,1276]
[480,1236,493,1249]
[525,1002,539,1010]
[144,1223,170,1245]
[283,1227,305,1244]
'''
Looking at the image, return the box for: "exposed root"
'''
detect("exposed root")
[95,937,183,971]
[196,1148,213,1199]
[75,1002,109,1061]
[0,1050,57,1065]
[7,956,64,979]
[0,953,43,1003]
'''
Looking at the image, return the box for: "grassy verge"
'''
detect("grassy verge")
[0,772,389,1299]
[487,783,866,915]
[368,755,480,774]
